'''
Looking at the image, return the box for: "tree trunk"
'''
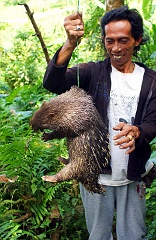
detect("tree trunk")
[106,0,124,12]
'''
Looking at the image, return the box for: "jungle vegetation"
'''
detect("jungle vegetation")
[0,0,156,239]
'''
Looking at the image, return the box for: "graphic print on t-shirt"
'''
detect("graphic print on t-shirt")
[99,64,145,186]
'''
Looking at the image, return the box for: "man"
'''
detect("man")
[42,6,156,240]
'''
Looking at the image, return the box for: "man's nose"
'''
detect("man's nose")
[111,43,121,52]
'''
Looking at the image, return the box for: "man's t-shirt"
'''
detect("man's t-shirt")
[99,63,146,186]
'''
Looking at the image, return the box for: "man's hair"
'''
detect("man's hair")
[101,6,149,56]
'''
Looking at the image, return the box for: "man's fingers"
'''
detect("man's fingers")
[114,137,135,154]
[64,12,84,44]
[125,144,135,154]
[113,122,126,131]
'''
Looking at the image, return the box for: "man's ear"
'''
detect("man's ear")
[134,37,142,46]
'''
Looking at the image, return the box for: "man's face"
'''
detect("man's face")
[104,20,141,72]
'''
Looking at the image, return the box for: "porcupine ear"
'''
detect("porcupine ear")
[42,101,47,106]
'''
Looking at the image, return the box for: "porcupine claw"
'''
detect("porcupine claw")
[42,175,58,182]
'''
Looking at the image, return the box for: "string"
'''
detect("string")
[77,0,80,87]
[77,0,80,12]
[76,40,80,87]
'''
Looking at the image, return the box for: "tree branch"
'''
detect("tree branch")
[18,3,50,64]
[13,212,33,222]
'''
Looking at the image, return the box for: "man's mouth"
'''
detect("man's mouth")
[112,55,123,60]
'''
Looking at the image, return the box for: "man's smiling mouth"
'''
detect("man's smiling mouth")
[112,55,123,60]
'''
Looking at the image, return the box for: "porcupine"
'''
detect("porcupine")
[30,86,111,194]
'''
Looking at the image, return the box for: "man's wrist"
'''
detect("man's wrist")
[56,41,75,66]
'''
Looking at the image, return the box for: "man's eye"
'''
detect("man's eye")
[106,40,114,43]
[120,39,128,44]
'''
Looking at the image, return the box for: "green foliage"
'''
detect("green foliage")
[132,0,156,69]
[136,23,156,70]
[146,180,156,240]
[142,0,155,21]
[0,84,88,239]
[4,0,27,7]
[150,138,156,158]
[146,140,156,240]
[0,29,47,89]
[0,0,155,239]
[83,3,105,61]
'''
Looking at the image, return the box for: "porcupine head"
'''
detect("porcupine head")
[30,86,104,136]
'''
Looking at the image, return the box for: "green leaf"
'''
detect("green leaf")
[31,183,37,194]
[3,224,20,240]
[6,87,22,103]
[142,0,154,20]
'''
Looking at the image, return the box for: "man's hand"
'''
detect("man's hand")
[56,12,84,66]
[64,12,84,47]
[113,122,141,154]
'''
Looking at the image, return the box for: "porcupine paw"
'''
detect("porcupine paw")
[42,132,53,142]
[41,175,58,182]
